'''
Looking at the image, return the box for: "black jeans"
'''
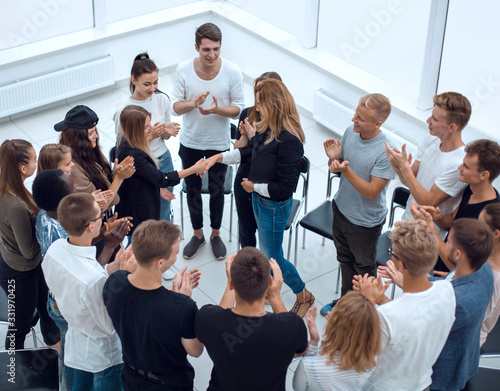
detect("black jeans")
[234,163,257,247]
[179,144,227,231]
[0,252,60,349]
[331,200,384,297]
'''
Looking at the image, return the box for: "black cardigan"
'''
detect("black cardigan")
[239,128,304,201]
[115,141,180,234]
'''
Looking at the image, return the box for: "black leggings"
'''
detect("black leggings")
[0,253,60,349]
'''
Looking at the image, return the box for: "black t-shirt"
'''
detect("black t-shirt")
[103,270,198,387]
[434,185,500,271]
[195,304,307,391]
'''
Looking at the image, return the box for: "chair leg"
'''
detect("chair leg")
[31,327,37,347]
[302,228,306,250]
[390,283,396,300]
[229,194,233,242]
[180,191,184,240]
[322,237,325,246]
[287,227,293,261]
[294,227,299,267]
[335,267,341,294]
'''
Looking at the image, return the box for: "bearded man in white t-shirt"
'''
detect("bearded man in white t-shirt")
[385,92,471,238]
[354,219,456,391]
[172,22,245,261]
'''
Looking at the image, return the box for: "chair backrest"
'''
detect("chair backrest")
[388,186,410,228]
[297,156,310,202]
[326,170,341,199]
[461,366,500,391]
[109,146,117,163]
[0,285,10,322]
[481,317,500,356]
[0,348,59,390]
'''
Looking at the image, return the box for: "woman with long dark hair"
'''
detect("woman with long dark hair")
[205,79,314,317]
[56,105,135,213]
[116,105,205,237]
[114,53,180,221]
[0,139,60,349]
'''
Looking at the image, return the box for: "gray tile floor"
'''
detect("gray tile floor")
[2,73,497,388]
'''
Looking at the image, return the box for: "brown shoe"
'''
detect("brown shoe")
[290,289,315,318]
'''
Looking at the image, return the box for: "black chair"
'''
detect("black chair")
[481,318,500,357]
[462,366,500,391]
[0,348,58,390]
[180,166,234,241]
[285,156,310,260]
[294,170,341,292]
[0,287,38,348]
[375,186,410,299]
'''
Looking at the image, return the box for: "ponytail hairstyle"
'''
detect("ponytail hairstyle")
[120,105,157,167]
[0,139,40,214]
[37,143,72,173]
[247,72,282,126]
[59,128,112,191]
[130,53,169,98]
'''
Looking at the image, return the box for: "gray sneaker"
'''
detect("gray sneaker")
[211,236,227,260]
[183,236,205,259]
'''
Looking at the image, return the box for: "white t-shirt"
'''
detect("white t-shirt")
[42,239,122,373]
[114,92,172,157]
[171,57,245,151]
[293,345,372,391]
[481,269,500,346]
[402,134,466,237]
[363,280,456,391]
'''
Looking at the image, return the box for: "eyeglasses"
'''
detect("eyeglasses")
[85,211,105,227]
[387,247,400,260]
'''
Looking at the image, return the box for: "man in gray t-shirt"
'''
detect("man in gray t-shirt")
[321,93,395,316]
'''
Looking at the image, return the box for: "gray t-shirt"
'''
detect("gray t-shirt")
[333,125,395,227]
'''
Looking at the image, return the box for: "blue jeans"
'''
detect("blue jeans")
[47,296,74,391]
[157,149,174,222]
[72,363,123,391]
[252,194,305,294]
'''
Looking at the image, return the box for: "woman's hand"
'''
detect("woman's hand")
[242,118,257,139]
[191,158,207,176]
[114,156,135,180]
[165,122,180,137]
[150,122,166,140]
[306,306,320,346]
[92,190,114,210]
[160,188,176,201]
[241,178,255,193]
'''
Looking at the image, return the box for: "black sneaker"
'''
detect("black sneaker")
[211,236,227,260]
[183,236,205,259]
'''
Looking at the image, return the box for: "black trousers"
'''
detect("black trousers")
[179,144,228,231]
[0,253,60,349]
[331,200,384,296]
[234,163,258,247]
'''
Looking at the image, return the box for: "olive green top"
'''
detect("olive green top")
[0,192,41,271]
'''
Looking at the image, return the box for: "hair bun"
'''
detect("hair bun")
[135,53,149,61]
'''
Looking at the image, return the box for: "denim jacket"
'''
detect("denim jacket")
[431,262,494,391]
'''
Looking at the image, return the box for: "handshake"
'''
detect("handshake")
[183,154,256,193]
[187,154,221,178]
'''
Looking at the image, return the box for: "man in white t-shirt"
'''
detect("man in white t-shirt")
[172,22,245,261]
[386,92,471,238]
[354,219,456,391]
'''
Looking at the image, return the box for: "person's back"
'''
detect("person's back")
[103,219,203,391]
[431,218,494,391]
[355,220,456,391]
[196,305,306,391]
[195,247,307,391]
[365,280,455,390]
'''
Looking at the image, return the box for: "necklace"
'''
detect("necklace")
[232,306,267,317]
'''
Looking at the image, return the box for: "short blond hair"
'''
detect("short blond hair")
[320,291,381,372]
[391,219,439,276]
[359,93,391,123]
[433,92,471,131]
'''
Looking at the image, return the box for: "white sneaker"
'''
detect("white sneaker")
[162,269,175,281]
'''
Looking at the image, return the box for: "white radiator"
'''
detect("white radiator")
[0,56,114,118]
[313,88,418,157]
